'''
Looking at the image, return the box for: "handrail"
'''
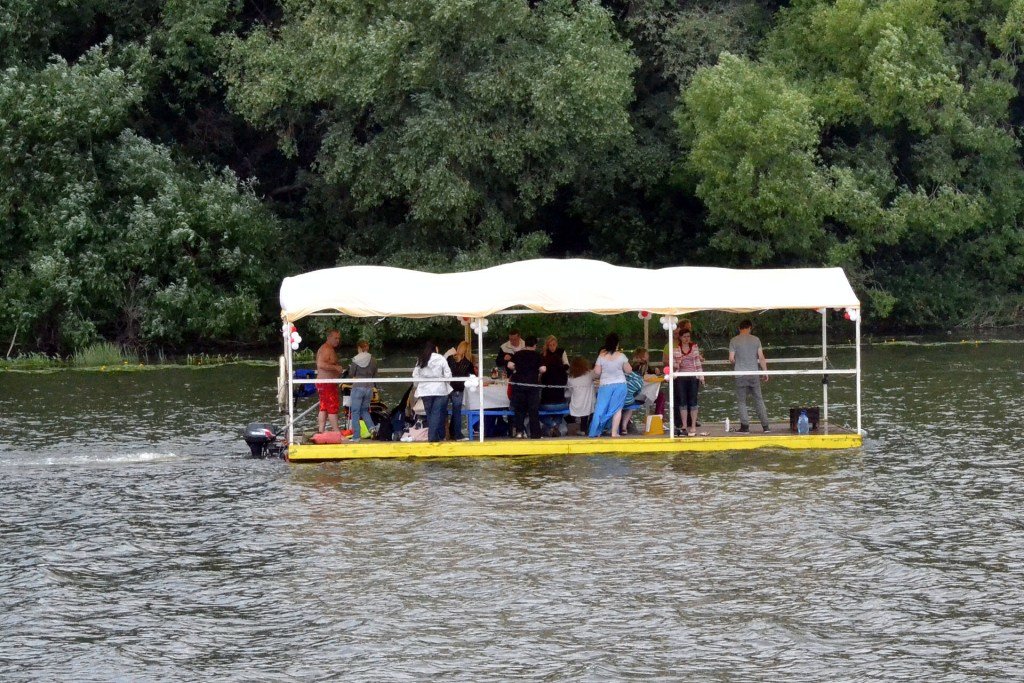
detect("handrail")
[671,368,853,378]
[291,366,854,383]
[701,356,823,366]
[310,356,828,373]
[291,376,476,384]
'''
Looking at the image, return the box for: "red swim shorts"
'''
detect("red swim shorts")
[317,384,340,415]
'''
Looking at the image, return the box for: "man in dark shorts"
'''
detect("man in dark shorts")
[316,330,344,432]
[728,320,770,432]
[508,336,546,438]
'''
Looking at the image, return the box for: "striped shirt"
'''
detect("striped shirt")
[624,370,645,405]
[673,343,704,378]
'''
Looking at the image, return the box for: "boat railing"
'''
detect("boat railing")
[700,356,826,366]
[670,368,854,378]
[290,376,477,384]
[326,357,829,374]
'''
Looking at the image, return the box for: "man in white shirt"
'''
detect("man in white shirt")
[495,328,525,377]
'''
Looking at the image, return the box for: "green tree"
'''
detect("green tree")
[679,0,1024,325]
[0,44,281,351]
[682,53,829,264]
[223,0,638,268]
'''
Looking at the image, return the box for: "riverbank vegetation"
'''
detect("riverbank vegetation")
[2,0,1022,356]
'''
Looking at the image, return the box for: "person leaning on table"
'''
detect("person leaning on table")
[728,319,770,433]
[446,341,477,441]
[507,336,546,439]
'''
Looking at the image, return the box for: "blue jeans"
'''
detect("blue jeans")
[448,390,464,440]
[422,395,448,442]
[540,403,569,432]
[349,386,375,441]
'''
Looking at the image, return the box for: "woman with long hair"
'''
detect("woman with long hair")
[348,339,378,441]
[540,335,570,404]
[539,335,570,436]
[412,339,452,442]
[674,329,705,436]
[670,319,704,431]
[589,333,632,438]
[446,340,477,440]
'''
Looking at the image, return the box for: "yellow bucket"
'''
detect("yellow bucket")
[645,414,663,435]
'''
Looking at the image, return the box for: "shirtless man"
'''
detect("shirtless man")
[316,330,344,432]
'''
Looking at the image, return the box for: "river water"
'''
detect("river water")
[2,340,1023,680]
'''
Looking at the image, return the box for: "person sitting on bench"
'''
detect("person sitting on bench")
[619,347,649,435]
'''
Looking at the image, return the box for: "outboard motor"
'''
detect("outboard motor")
[242,422,285,458]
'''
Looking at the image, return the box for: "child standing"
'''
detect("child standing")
[565,356,596,436]
[619,347,649,435]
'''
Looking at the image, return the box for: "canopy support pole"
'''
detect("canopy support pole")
[476,318,485,443]
[822,309,829,424]
[855,312,862,435]
[667,325,675,439]
[285,322,294,446]
[644,316,649,351]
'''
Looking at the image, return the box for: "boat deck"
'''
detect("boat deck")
[287,422,861,462]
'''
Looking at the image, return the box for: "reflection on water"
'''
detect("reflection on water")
[2,342,1024,680]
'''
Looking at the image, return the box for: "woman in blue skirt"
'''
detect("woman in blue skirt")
[588,333,632,437]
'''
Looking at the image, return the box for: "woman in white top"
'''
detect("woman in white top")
[588,333,632,438]
[413,340,452,442]
[565,356,597,434]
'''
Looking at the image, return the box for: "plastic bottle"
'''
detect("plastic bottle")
[724,418,730,433]
[797,410,810,435]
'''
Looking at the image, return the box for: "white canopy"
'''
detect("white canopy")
[279,259,860,322]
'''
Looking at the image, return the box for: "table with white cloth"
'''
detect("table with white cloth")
[464,381,512,410]
[638,378,662,405]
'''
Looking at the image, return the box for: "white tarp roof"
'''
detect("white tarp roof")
[279,259,860,322]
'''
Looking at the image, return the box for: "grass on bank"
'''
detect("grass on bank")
[0,352,60,371]
[72,342,138,368]
[1,343,253,371]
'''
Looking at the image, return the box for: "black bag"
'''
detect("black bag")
[389,409,406,441]
[372,408,393,441]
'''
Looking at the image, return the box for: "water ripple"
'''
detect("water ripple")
[2,344,1024,680]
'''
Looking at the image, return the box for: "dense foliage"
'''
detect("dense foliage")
[1,0,1022,353]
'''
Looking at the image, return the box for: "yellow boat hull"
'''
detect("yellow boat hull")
[287,432,862,462]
